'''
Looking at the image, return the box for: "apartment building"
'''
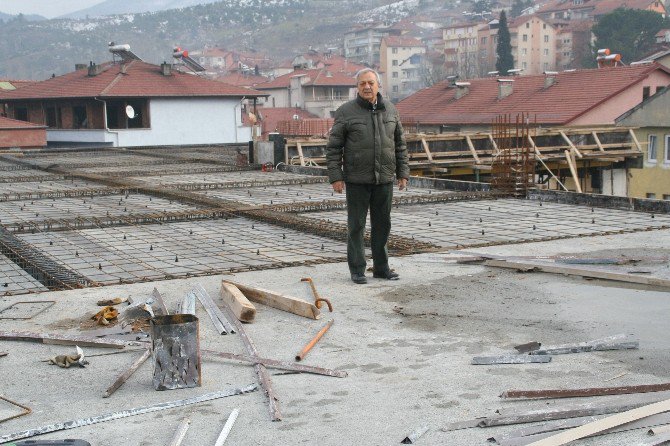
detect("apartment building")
[380,36,427,101]
[344,24,401,67]
[510,15,558,74]
[442,21,485,78]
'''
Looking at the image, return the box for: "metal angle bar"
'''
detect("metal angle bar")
[217,303,282,421]
[201,349,347,378]
[214,408,240,446]
[179,291,196,315]
[192,284,235,335]
[102,348,152,398]
[530,334,639,355]
[167,417,191,446]
[151,288,169,316]
[0,330,145,348]
[501,382,670,400]
[0,384,258,444]
[471,355,551,365]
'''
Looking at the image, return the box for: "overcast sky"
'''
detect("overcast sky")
[0,0,103,18]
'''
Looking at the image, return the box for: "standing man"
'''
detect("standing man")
[326,68,409,284]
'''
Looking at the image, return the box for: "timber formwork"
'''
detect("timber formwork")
[0,144,667,296]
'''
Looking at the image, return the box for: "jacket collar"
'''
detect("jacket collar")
[356,93,386,111]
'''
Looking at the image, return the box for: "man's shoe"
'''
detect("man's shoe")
[351,273,368,284]
[373,270,399,280]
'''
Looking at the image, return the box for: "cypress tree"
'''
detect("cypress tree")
[496,10,514,74]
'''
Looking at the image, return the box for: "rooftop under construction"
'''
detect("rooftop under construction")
[1,143,670,446]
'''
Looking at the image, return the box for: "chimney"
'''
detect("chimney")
[454,81,470,99]
[120,63,127,74]
[497,79,514,99]
[161,62,172,76]
[75,63,87,71]
[87,61,103,77]
[544,71,558,88]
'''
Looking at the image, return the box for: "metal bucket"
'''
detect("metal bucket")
[150,314,201,391]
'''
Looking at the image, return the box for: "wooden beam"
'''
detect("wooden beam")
[629,128,642,151]
[501,382,670,400]
[526,398,670,446]
[564,149,582,193]
[103,348,151,398]
[465,135,481,164]
[420,138,434,162]
[560,131,582,159]
[483,259,670,288]
[488,133,500,154]
[222,280,321,320]
[591,131,605,152]
[220,281,256,323]
[296,142,305,166]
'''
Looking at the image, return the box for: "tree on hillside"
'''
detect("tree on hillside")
[511,0,533,18]
[592,8,669,64]
[496,10,514,74]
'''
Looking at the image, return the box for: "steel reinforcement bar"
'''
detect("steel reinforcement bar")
[0,187,126,203]
[172,176,328,191]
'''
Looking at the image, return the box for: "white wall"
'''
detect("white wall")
[601,168,628,196]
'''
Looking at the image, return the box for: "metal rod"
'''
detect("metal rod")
[0,384,258,444]
[214,408,240,446]
[296,319,334,361]
[167,417,191,446]
[501,382,670,400]
[103,348,152,398]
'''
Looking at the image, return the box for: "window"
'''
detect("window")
[481,37,487,44]
[45,106,61,128]
[643,86,650,100]
[526,23,530,28]
[392,47,398,54]
[73,106,88,129]
[647,193,657,199]
[14,107,28,121]
[392,85,398,92]
[392,60,398,66]
[523,34,528,42]
[648,134,658,162]
[664,194,670,200]
[665,135,670,163]
[543,23,547,29]
[544,35,549,43]
[392,72,398,78]
[657,86,666,94]
[522,48,527,55]
[544,49,549,56]
[522,62,527,69]
[543,62,549,70]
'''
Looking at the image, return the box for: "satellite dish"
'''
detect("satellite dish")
[125,105,135,119]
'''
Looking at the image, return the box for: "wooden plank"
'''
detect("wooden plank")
[220,282,256,323]
[488,133,500,154]
[564,149,582,193]
[472,355,551,365]
[103,348,151,398]
[560,131,582,158]
[465,134,481,163]
[501,382,670,400]
[420,138,434,162]
[223,280,320,320]
[526,397,670,446]
[482,259,670,288]
[629,128,642,151]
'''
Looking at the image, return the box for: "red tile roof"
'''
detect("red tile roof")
[250,107,322,136]
[396,64,670,125]
[383,36,426,48]
[256,69,356,89]
[592,0,662,15]
[0,61,267,101]
[0,79,37,90]
[215,72,269,87]
[0,116,46,129]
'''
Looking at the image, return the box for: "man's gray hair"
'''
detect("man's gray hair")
[355,68,382,86]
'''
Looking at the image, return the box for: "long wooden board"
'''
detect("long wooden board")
[222,280,320,320]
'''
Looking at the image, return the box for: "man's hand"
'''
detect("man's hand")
[332,181,345,193]
[398,178,408,191]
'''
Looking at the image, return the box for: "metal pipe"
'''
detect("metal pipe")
[295,319,334,361]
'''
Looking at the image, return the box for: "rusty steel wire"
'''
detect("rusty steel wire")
[491,113,536,197]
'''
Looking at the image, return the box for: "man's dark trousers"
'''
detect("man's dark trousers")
[345,182,393,275]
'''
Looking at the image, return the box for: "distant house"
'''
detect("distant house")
[537,0,667,21]
[0,116,46,149]
[396,64,670,132]
[0,60,267,148]
[637,49,670,70]
[616,86,670,199]
[256,68,356,118]
[380,36,426,101]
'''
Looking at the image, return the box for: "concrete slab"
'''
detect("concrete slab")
[0,229,668,445]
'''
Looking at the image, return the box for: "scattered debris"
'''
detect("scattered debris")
[501,382,670,400]
[472,355,551,365]
[151,314,201,391]
[0,384,258,444]
[514,342,541,353]
[604,372,629,382]
[648,424,670,435]
[47,346,88,368]
[92,306,118,326]
[103,348,152,398]
[220,281,256,323]
[295,319,334,361]
[0,352,7,357]
[214,408,240,446]
[96,297,128,306]
[223,280,321,320]
[151,288,169,316]
[177,291,195,315]
[401,425,429,444]
[167,417,191,446]
[0,395,31,424]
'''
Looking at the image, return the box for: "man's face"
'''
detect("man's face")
[357,72,379,103]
